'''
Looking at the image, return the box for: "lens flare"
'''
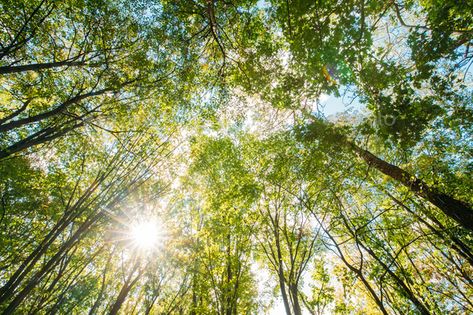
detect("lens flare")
[130,221,161,250]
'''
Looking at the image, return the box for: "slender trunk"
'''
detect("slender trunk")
[190,274,197,315]
[1,143,146,313]
[0,122,84,160]
[289,284,302,315]
[109,262,143,315]
[387,192,473,266]
[88,251,113,315]
[276,236,292,315]
[1,213,101,314]
[321,226,389,315]
[351,143,473,231]
[278,268,292,315]
[0,210,79,303]
[362,242,431,315]
[0,168,105,303]
[0,87,110,133]
[0,0,54,60]
[339,214,431,315]
[144,293,160,315]
[40,247,101,314]
[108,280,135,315]
[225,233,234,315]
[299,293,316,315]
[269,208,293,315]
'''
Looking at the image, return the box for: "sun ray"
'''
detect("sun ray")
[123,218,167,254]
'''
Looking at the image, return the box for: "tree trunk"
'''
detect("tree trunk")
[0,60,85,74]
[320,225,389,315]
[0,88,109,133]
[0,122,84,160]
[278,268,292,315]
[276,240,292,315]
[0,169,104,303]
[386,192,473,267]
[351,143,473,231]
[289,284,302,315]
[1,213,101,314]
[225,233,233,315]
[88,252,113,315]
[338,213,431,315]
[109,262,143,315]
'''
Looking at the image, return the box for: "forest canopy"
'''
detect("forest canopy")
[0,0,472,314]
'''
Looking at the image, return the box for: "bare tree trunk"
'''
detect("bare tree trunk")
[1,212,102,315]
[319,223,389,315]
[339,213,431,315]
[88,250,114,315]
[289,284,302,315]
[0,122,84,160]
[0,60,85,74]
[386,191,473,266]
[350,143,473,231]
[109,261,144,315]
[273,212,292,315]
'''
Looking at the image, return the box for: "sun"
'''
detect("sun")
[130,220,163,251]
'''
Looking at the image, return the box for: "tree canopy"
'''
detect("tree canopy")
[0,0,472,314]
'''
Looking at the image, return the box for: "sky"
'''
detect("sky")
[318,93,365,118]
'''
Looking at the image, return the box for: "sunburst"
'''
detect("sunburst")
[129,220,163,251]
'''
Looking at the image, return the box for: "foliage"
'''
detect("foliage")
[0,0,472,314]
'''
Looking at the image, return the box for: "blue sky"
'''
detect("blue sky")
[318,93,365,117]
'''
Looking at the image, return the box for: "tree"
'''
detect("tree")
[0,0,200,159]
[0,1,472,314]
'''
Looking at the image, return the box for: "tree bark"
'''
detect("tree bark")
[1,213,101,315]
[350,143,473,231]
[109,262,143,315]
[0,60,85,74]
[0,88,110,133]
[289,284,302,315]
[0,122,84,160]
[322,227,389,315]
[342,215,431,315]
